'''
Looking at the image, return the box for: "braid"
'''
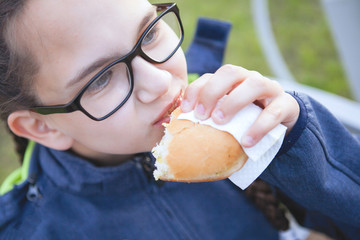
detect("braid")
[244,178,290,231]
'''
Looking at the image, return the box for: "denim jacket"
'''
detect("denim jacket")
[263,92,360,239]
[1,91,359,240]
[1,18,359,240]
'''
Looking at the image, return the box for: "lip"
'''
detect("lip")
[153,91,182,126]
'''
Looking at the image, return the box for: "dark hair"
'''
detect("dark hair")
[0,0,39,162]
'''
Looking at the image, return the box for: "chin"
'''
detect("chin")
[144,129,166,152]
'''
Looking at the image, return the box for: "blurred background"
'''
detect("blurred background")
[0,0,353,182]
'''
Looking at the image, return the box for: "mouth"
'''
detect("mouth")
[153,91,183,126]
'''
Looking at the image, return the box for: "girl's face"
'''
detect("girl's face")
[22,0,187,163]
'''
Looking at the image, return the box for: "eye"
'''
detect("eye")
[142,25,159,46]
[86,70,112,94]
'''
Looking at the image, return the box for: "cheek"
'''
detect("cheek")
[178,49,188,79]
[167,48,188,82]
[50,113,110,139]
[49,106,153,154]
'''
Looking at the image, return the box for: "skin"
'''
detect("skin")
[8,0,299,166]
[181,66,300,147]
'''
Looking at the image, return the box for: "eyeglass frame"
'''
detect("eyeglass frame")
[31,2,184,121]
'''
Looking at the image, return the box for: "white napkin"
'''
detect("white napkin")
[178,103,287,189]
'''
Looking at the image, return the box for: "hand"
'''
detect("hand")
[180,65,300,148]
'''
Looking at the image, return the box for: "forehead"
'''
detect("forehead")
[25,0,145,42]
[21,0,153,103]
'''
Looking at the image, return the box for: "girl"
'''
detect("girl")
[0,0,359,239]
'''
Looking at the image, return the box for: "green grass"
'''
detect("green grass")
[0,123,19,183]
[269,0,350,97]
[0,0,350,182]
[175,0,271,74]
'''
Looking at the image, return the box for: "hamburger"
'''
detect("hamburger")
[152,108,248,182]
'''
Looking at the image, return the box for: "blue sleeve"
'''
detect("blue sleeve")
[260,92,360,238]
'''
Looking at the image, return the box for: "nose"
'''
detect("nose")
[132,56,171,104]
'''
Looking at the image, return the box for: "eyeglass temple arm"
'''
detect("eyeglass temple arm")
[32,104,79,115]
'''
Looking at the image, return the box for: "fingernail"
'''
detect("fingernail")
[181,99,191,112]
[195,104,206,118]
[242,135,255,147]
[213,109,225,121]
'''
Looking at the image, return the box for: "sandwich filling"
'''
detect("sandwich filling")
[152,128,173,180]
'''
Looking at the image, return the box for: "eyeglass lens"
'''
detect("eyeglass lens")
[80,10,182,119]
[141,11,182,62]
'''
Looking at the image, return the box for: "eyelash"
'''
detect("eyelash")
[142,25,160,46]
[86,70,112,94]
[82,18,161,96]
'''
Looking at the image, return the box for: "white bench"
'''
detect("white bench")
[251,0,360,134]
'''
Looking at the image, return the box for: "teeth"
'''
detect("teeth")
[161,94,182,120]
[167,98,178,116]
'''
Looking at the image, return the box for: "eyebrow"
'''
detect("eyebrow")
[66,6,157,89]
[138,5,157,36]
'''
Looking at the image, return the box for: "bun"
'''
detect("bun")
[152,108,248,182]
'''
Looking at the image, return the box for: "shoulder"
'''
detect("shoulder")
[0,181,32,239]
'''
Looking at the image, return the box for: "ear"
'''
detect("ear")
[7,110,74,151]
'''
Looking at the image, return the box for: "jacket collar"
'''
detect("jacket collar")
[33,144,151,194]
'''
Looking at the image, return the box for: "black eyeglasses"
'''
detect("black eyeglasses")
[31,3,184,121]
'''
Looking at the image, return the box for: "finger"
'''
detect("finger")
[211,75,283,124]
[181,73,212,112]
[241,93,298,148]
[194,65,249,120]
